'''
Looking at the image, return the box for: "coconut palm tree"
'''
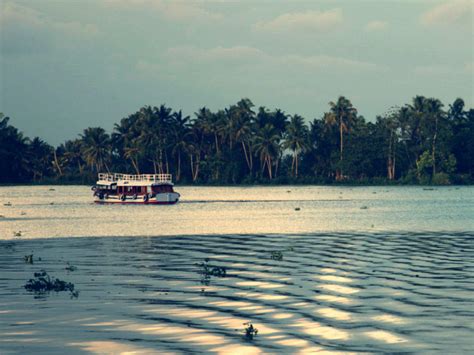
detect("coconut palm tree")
[170,110,190,181]
[425,98,444,175]
[80,127,111,173]
[27,137,53,181]
[254,124,280,179]
[123,141,141,175]
[324,96,358,179]
[283,114,309,177]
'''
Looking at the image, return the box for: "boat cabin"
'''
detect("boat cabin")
[95,173,175,197]
[116,183,174,196]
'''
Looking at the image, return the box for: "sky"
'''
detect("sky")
[1,0,473,145]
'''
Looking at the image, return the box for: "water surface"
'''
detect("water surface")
[1,185,472,238]
[0,186,473,353]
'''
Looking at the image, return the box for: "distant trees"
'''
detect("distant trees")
[0,96,473,185]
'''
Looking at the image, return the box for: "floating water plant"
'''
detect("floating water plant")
[243,322,258,340]
[65,263,77,272]
[24,270,78,298]
[271,251,283,261]
[24,254,34,264]
[13,231,22,237]
[295,207,301,211]
[196,258,227,285]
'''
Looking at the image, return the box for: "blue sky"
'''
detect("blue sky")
[1,0,473,145]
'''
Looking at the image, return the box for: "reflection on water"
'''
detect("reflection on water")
[0,185,473,239]
[0,232,473,353]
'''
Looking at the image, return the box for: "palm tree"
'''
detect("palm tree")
[283,114,309,177]
[232,100,255,173]
[254,124,280,179]
[425,98,444,175]
[123,140,141,175]
[27,137,53,181]
[269,109,288,178]
[62,139,85,175]
[80,127,111,173]
[324,96,357,179]
[0,114,30,182]
[378,107,400,180]
[137,106,161,173]
[170,110,190,181]
[113,112,142,173]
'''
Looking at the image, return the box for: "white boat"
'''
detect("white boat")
[92,173,180,204]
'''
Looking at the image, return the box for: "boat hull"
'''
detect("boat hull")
[95,200,178,205]
[94,192,180,205]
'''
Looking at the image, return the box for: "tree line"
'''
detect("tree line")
[1,96,473,185]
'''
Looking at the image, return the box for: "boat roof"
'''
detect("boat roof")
[96,173,174,187]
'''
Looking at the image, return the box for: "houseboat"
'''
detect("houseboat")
[92,173,180,204]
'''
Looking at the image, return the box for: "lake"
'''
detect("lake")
[1,185,473,353]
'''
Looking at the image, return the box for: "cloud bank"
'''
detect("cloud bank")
[1,2,99,54]
[103,0,223,22]
[420,0,472,26]
[365,20,388,32]
[254,9,343,33]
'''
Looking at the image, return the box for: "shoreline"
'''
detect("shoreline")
[1,181,472,187]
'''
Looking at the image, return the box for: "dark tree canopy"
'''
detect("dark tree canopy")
[1,96,473,185]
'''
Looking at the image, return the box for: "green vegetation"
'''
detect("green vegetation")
[1,96,473,185]
[24,270,79,298]
[243,322,258,340]
[270,251,284,261]
[196,258,227,285]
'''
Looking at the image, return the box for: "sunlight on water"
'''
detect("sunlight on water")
[0,185,473,239]
[316,307,353,321]
[365,330,407,344]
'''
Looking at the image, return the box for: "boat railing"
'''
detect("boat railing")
[98,173,172,183]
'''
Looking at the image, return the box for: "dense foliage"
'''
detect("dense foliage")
[1,96,473,185]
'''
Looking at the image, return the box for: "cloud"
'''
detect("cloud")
[365,20,388,32]
[465,62,474,73]
[0,2,99,54]
[254,9,343,33]
[280,54,381,72]
[414,65,453,75]
[158,45,383,74]
[420,0,472,26]
[166,45,265,64]
[103,0,223,22]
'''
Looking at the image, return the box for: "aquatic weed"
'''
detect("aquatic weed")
[24,270,78,298]
[271,251,283,261]
[65,263,77,272]
[243,322,258,340]
[196,258,227,285]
